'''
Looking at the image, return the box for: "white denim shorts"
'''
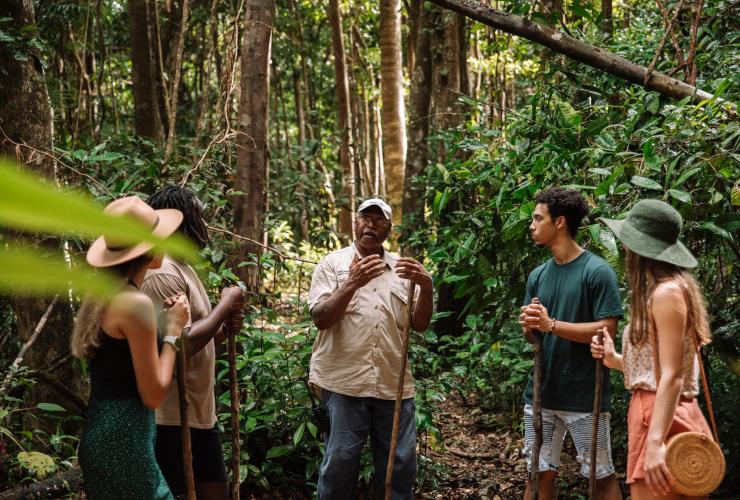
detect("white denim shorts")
[522,404,615,479]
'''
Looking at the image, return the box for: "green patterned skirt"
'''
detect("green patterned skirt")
[79,397,173,500]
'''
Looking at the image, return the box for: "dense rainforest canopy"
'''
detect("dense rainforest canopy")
[0,0,737,497]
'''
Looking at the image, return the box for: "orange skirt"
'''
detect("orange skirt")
[627,389,712,484]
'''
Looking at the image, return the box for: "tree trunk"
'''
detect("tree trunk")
[379,0,408,224]
[348,27,364,202]
[328,0,355,241]
[458,14,469,97]
[427,0,719,103]
[432,7,463,132]
[233,0,274,292]
[601,0,613,35]
[407,0,422,88]
[293,70,310,242]
[0,0,84,426]
[401,1,433,257]
[163,0,192,164]
[129,0,165,141]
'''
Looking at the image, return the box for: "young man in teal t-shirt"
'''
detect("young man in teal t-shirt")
[518,188,623,500]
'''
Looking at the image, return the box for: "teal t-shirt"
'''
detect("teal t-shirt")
[522,250,623,413]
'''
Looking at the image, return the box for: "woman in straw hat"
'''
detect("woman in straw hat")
[590,199,713,499]
[72,196,190,499]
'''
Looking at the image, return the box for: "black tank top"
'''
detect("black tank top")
[89,332,140,400]
[89,281,162,401]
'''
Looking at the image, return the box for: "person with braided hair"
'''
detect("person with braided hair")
[142,185,245,500]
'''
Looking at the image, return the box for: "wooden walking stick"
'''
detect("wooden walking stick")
[589,328,605,500]
[228,324,241,500]
[384,280,416,500]
[529,297,544,500]
[176,328,196,500]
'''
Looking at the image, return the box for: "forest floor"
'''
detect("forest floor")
[253,392,626,499]
[414,393,601,500]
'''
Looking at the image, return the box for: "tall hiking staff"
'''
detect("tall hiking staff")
[528,297,544,500]
[176,328,196,500]
[589,328,605,500]
[384,280,416,500]
[228,322,241,500]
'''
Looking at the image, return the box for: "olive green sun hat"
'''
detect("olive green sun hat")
[598,199,697,268]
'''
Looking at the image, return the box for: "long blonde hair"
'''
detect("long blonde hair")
[71,255,152,359]
[626,249,711,347]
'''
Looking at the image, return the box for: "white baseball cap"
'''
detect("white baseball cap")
[356,198,392,220]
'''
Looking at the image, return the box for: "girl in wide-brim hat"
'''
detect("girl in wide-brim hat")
[72,196,190,500]
[590,199,714,499]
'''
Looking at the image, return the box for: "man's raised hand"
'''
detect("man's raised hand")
[346,253,384,289]
[394,258,432,290]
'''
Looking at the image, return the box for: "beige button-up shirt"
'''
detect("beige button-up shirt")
[308,244,416,400]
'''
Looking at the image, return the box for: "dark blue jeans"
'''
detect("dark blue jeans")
[317,391,417,500]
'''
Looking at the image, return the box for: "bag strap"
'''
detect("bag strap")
[648,282,721,445]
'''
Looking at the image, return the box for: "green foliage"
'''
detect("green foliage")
[0,159,199,296]
[2,0,738,495]
[16,451,56,479]
[0,17,47,69]
[418,78,738,491]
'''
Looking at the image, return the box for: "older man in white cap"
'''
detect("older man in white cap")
[308,198,434,499]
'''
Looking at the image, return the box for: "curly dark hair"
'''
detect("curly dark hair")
[148,185,210,249]
[534,188,589,238]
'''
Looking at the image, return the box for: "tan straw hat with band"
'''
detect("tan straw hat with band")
[86,196,183,268]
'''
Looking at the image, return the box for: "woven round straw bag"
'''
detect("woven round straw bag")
[665,431,725,496]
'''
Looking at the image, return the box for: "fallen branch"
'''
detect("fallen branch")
[0,466,83,500]
[0,296,58,395]
[427,0,731,108]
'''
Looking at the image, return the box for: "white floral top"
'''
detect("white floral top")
[622,324,700,398]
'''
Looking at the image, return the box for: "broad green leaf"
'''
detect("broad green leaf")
[266,444,294,459]
[672,167,701,188]
[630,176,662,191]
[0,161,198,262]
[293,422,305,445]
[36,402,66,412]
[17,451,56,478]
[668,189,691,204]
[698,222,734,242]
[0,248,120,297]
[443,274,469,283]
[587,223,601,243]
[306,421,318,439]
[589,168,611,176]
[599,227,619,257]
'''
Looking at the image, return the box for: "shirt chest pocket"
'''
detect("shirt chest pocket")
[390,284,410,331]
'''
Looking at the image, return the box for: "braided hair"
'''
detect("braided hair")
[148,185,210,249]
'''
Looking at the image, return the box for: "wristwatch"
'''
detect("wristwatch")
[163,335,181,351]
